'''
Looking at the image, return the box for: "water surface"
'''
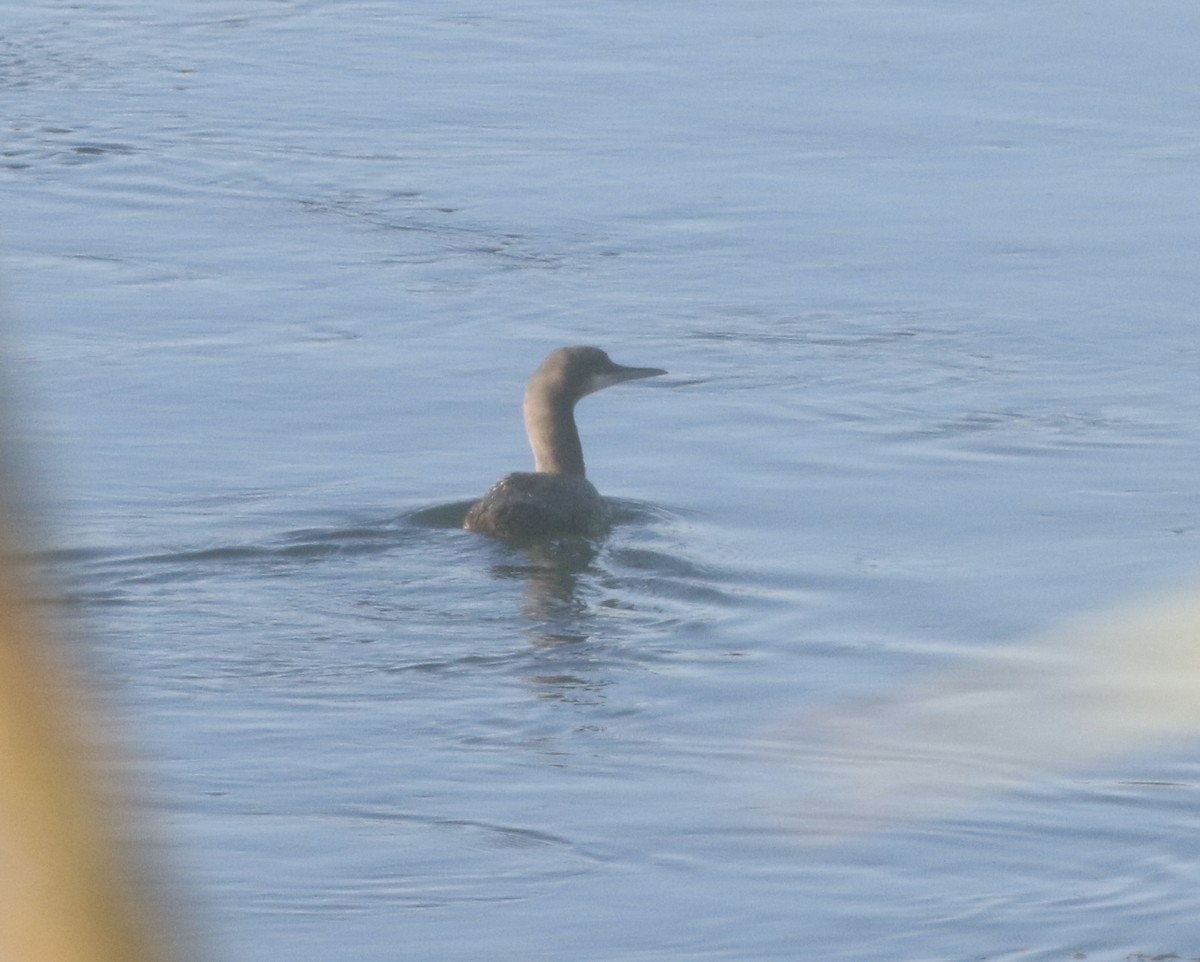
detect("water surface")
[5,2,1200,960]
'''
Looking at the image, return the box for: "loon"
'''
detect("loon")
[464,346,666,539]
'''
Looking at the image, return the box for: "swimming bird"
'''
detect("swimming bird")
[464,346,666,539]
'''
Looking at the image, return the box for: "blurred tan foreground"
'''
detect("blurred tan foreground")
[0,518,177,962]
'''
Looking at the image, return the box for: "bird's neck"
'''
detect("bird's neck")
[524,389,586,476]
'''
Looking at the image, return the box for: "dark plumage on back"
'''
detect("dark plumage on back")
[464,473,609,539]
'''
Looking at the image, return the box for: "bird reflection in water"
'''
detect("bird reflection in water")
[487,536,602,649]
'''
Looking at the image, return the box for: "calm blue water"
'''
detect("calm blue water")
[5,2,1200,960]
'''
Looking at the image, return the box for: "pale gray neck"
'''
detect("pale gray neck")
[524,390,586,476]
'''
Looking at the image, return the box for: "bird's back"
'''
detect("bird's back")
[464,472,611,539]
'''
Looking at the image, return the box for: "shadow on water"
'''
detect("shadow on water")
[43,495,739,697]
[404,499,476,530]
[41,517,429,598]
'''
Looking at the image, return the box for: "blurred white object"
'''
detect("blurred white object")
[765,586,1200,834]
